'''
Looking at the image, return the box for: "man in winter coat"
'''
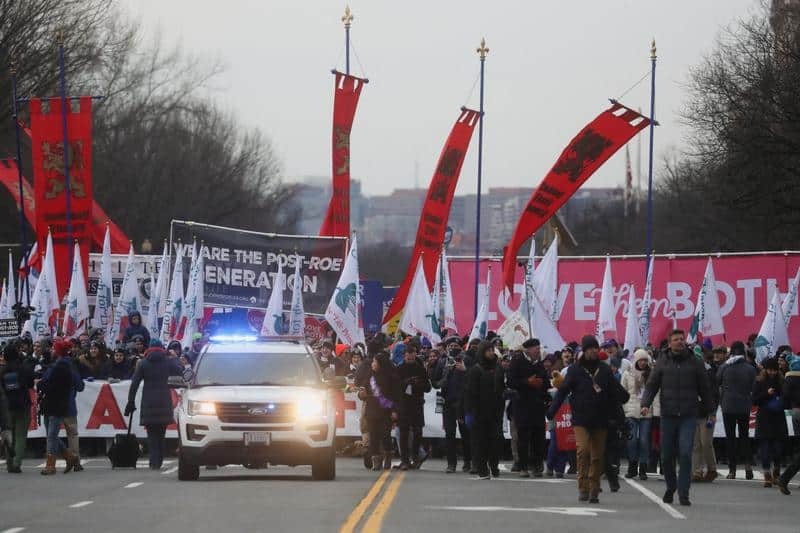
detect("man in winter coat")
[37,340,82,475]
[397,341,432,470]
[125,342,183,469]
[549,335,628,503]
[777,354,800,494]
[465,341,505,479]
[509,338,550,478]
[123,310,150,346]
[432,337,474,473]
[0,341,35,473]
[692,347,721,482]
[102,349,134,381]
[641,329,711,506]
[717,340,757,479]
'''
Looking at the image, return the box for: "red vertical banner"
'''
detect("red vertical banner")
[382,108,480,330]
[30,97,93,301]
[319,72,365,238]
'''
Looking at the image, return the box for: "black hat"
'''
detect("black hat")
[581,335,600,353]
[763,357,779,371]
[522,338,540,349]
[730,341,746,356]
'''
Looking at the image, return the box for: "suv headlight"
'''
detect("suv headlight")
[295,394,327,422]
[188,400,216,416]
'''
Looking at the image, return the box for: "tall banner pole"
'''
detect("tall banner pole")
[57,35,74,269]
[343,6,353,75]
[645,40,657,274]
[9,60,29,305]
[473,38,488,319]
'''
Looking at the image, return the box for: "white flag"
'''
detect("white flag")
[109,244,141,344]
[63,242,90,338]
[325,235,364,346]
[42,231,60,313]
[160,245,185,343]
[639,257,655,345]
[145,243,169,340]
[181,244,205,344]
[530,288,566,354]
[518,240,536,323]
[623,284,643,353]
[21,268,54,341]
[92,225,114,343]
[400,256,441,344]
[596,256,617,343]
[0,279,9,320]
[533,234,559,320]
[7,250,16,311]
[688,258,725,342]
[432,250,458,334]
[20,242,38,307]
[468,269,491,343]
[782,266,800,326]
[261,259,285,337]
[755,291,790,363]
[288,255,305,337]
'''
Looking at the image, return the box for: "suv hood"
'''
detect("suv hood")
[186,385,323,403]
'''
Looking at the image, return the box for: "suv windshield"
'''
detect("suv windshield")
[194,352,321,387]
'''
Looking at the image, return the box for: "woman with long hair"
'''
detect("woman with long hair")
[362,351,400,471]
[621,349,655,480]
[753,357,788,487]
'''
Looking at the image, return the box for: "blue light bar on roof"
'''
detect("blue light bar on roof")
[208,334,258,343]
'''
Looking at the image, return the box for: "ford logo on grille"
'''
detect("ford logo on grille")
[248,404,276,415]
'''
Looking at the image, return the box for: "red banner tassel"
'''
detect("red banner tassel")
[319,72,366,238]
[501,102,651,291]
[382,108,481,330]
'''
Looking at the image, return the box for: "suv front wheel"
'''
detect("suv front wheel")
[311,447,336,481]
[178,452,200,481]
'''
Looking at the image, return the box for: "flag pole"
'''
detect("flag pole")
[9,59,29,306]
[57,33,74,271]
[645,39,657,275]
[343,6,353,75]
[473,38,488,319]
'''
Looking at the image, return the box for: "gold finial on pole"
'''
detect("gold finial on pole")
[477,38,489,60]
[9,58,16,75]
[56,31,65,46]
[651,39,657,60]
[342,5,354,28]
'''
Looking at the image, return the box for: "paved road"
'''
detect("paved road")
[1,457,797,532]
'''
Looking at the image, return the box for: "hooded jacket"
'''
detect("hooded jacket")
[397,357,432,426]
[123,311,151,345]
[464,342,506,425]
[642,349,710,418]
[753,373,788,439]
[360,352,401,421]
[38,357,77,418]
[717,355,757,415]
[621,350,656,419]
[127,348,182,425]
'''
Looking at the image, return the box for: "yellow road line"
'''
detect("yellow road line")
[361,471,406,533]
[339,470,391,533]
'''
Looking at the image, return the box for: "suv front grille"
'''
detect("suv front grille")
[216,402,294,424]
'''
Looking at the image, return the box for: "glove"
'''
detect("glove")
[0,429,11,446]
[124,401,136,417]
[465,413,475,429]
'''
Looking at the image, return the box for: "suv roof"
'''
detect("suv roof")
[203,340,311,355]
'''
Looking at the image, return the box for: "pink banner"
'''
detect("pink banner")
[449,254,800,347]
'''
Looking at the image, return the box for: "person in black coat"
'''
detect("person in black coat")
[465,340,505,479]
[0,342,35,473]
[101,348,134,381]
[358,350,400,471]
[432,337,474,473]
[125,343,183,469]
[396,341,432,470]
[548,335,628,504]
[122,311,151,346]
[509,338,551,478]
[717,340,758,479]
[753,358,788,487]
[777,355,800,494]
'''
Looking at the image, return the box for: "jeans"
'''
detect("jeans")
[443,403,471,467]
[517,424,546,472]
[44,416,66,456]
[692,419,717,474]
[626,418,652,465]
[546,429,568,474]
[398,424,422,464]
[145,424,167,469]
[9,410,30,468]
[759,439,783,470]
[573,426,607,493]
[722,412,751,471]
[660,415,697,497]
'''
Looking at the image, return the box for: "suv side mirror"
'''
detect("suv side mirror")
[327,376,347,389]
[168,375,187,389]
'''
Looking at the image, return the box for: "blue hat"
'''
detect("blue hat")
[788,354,800,372]
[149,339,164,349]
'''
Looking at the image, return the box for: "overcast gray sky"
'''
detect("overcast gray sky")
[121,0,758,197]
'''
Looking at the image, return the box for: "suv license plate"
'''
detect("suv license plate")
[244,432,271,446]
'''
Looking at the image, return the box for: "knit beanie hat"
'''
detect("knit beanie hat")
[581,335,600,353]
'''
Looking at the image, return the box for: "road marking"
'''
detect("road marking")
[68,501,93,509]
[162,466,179,475]
[426,506,615,517]
[339,470,391,533]
[362,472,405,533]
[483,478,567,484]
[623,478,686,520]
[2,528,26,533]
[124,482,144,488]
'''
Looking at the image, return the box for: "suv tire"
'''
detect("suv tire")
[312,447,336,481]
[178,453,200,481]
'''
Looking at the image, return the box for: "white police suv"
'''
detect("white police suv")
[173,336,343,481]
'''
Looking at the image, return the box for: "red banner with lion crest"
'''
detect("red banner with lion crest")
[501,101,650,292]
[30,97,93,301]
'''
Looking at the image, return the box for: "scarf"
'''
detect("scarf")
[370,375,394,410]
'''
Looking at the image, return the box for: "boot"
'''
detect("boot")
[625,461,638,479]
[383,453,392,470]
[745,464,754,480]
[63,450,79,474]
[773,465,781,485]
[639,463,648,481]
[589,489,600,504]
[40,454,57,476]
[371,456,382,471]
[776,474,792,495]
[764,471,773,488]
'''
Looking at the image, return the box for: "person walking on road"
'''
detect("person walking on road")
[621,349,655,481]
[125,341,183,470]
[548,335,628,504]
[777,354,800,494]
[0,341,35,473]
[358,350,400,471]
[465,341,505,480]
[692,346,720,483]
[509,338,550,478]
[753,357,788,487]
[432,337,473,474]
[397,341,431,470]
[641,329,711,506]
[717,340,757,479]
